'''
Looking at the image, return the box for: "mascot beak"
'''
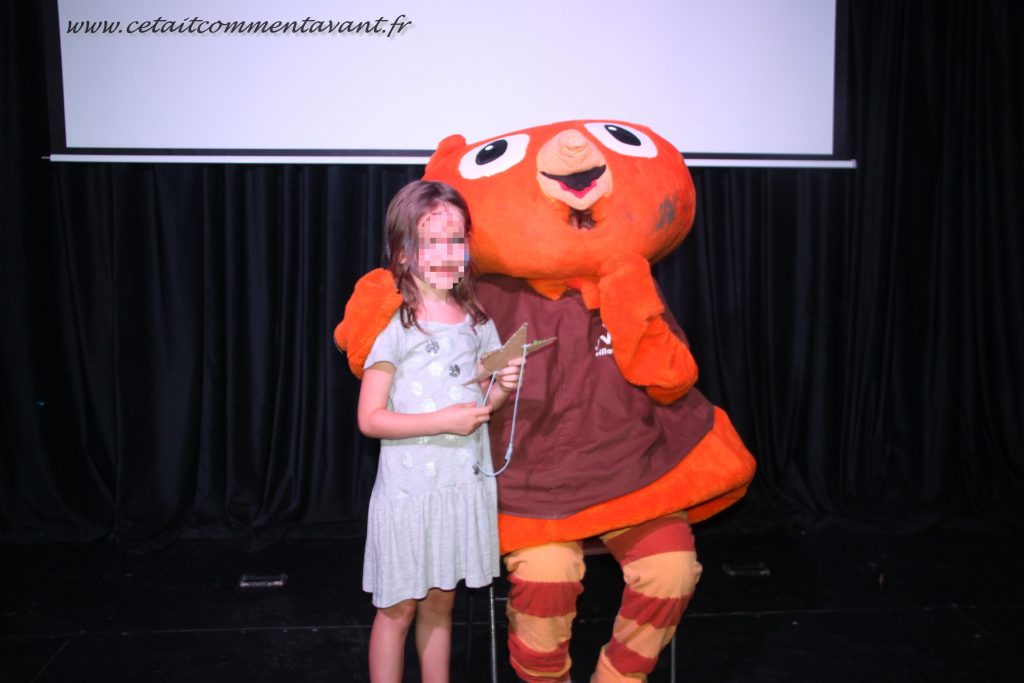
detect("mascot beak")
[536,128,614,220]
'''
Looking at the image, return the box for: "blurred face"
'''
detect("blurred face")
[416,203,467,291]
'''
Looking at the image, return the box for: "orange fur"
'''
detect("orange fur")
[423,120,695,281]
[333,269,402,379]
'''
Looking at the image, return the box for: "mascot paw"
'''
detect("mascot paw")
[596,253,697,402]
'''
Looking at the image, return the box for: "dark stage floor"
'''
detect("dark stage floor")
[2,524,1022,682]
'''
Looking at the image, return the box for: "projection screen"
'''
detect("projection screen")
[43,0,852,167]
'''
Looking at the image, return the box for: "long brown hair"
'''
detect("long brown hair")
[384,180,488,328]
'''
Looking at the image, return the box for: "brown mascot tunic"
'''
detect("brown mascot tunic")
[474,275,715,522]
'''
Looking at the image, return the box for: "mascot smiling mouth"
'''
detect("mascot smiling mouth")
[540,166,607,197]
[538,166,606,230]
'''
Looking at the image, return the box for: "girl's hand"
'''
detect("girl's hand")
[493,357,523,394]
[439,402,492,436]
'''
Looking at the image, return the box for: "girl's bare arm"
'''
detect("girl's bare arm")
[358,362,491,438]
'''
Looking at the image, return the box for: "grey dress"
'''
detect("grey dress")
[362,312,502,608]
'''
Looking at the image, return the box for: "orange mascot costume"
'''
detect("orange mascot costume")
[336,120,756,682]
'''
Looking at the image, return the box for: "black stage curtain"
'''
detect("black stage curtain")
[2,1,1021,549]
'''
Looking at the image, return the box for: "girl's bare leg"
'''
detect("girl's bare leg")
[369,599,417,683]
[415,588,456,682]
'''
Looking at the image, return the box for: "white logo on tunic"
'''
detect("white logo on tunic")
[595,324,614,357]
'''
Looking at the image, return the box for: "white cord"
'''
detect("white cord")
[474,344,528,477]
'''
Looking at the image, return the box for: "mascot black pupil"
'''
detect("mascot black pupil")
[607,125,641,146]
[476,139,508,165]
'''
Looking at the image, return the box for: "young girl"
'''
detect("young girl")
[357,180,520,683]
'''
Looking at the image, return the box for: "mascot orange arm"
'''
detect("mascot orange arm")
[333,269,402,379]
[598,252,698,404]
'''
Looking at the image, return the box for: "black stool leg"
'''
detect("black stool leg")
[669,631,677,683]
[465,587,476,670]
[489,583,499,683]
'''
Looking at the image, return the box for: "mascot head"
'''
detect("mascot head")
[422,119,695,282]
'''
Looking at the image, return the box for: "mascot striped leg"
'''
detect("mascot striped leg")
[504,512,700,682]
[595,512,699,681]
[505,541,586,682]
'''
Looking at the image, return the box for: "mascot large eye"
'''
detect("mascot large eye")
[458,134,530,179]
[584,122,658,158]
